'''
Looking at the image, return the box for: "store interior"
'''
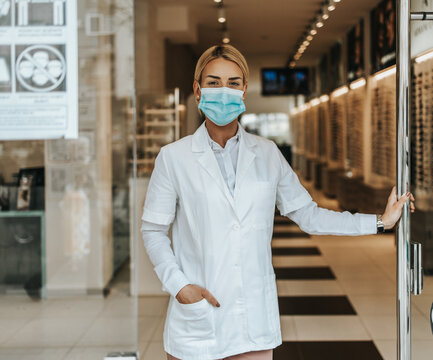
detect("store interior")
[0,0,433,359]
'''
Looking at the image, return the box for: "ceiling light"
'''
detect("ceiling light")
[299,103,309,112]
[334,0,341,2]
[299,48,305,53]
[310,28,317,35]
[328,4,335,11]
[303,40,310,46]
[310,98,320,106]
[322,13,329,20]
[307,35,313,41]
[221,28,230,43]
[374,66,396,80]
[316,20,324,28]
[214,0,222,3]
[331,85,348,98]
[415,49,433,63]
[218,8,226,23]
[289,61,296,68]
[320,95,329,102]
[349,78,366,90]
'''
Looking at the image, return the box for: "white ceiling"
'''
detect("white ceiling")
[152,0,384,66]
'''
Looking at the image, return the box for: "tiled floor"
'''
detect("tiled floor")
[0,177,432,359]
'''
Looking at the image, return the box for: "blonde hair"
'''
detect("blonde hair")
[194,44,249,118]
[194,44,249,85]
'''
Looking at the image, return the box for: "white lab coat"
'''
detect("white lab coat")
[141,121,377,360]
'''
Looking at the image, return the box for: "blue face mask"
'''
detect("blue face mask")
[197,85,246,126]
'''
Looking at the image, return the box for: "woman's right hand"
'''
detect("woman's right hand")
[176,284,220,307]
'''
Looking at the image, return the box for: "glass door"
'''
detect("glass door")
[409,1,433,359]
[397,0,433,358]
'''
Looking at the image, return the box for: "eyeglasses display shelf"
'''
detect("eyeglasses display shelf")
[132,88,181,177]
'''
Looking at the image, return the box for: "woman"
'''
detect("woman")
[141,44,415,360]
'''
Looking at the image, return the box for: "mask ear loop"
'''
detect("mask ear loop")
[196,83,201,101]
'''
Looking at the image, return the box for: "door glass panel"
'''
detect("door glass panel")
[0,0,138,358]
[410,0,433,357]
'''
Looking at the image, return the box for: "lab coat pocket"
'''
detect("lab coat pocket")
[169,297,216,348]
[247,181,276,216]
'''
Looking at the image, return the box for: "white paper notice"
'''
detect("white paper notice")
[0,0,78,140]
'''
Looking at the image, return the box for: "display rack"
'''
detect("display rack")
[328,87,347,169]
[369,68,396,184]
[305,102,319,161]
[289,106,306,174]
[318,97,330,164]
[346,81,366,177]
[411,57,433,211]
[133,88,181,177]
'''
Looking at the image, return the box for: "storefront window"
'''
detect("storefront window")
[0,0,138,357]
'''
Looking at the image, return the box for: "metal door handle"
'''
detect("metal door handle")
[430,303,433,335]
[410,242,423,295]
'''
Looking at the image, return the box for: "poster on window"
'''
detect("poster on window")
[0,0,78,140]
[411,0,433,57]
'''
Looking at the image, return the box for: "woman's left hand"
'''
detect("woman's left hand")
[382,185,416,230]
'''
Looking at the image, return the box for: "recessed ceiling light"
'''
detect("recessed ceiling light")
[222,30,230,43]
[307,35,313,41]
[334,0,341,2]
[303,40,310,46]
[322,13,329,20]
[310,29,317,35]
[218,8,226,23]
[214,0,222,3]
[316,20,324,28]
[328,4,335,11]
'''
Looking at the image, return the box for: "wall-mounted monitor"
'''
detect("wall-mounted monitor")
[261,67,309,96]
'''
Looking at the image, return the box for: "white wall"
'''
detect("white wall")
[135,0,166,93]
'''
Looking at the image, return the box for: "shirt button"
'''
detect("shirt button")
[232,224,240,231]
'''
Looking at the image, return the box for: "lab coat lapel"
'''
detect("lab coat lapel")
[192,122,237,214]
[234,124,257,197]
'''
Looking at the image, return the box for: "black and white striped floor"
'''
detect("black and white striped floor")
[271,210,383,359]
[269,177,433,360]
